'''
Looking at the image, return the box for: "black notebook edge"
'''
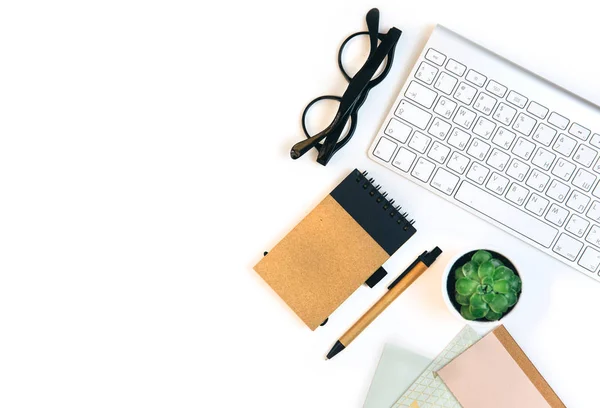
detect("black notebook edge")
[330,169,417,255]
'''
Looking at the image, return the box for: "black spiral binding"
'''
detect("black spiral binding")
[354,170,415,231]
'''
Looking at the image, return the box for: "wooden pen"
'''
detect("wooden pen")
[326,247,442,359]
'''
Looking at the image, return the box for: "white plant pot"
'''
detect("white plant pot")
[441,248,522,327]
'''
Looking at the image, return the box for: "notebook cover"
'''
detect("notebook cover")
[392,326,480,408]
[436,325,565,408]
[254,169,416,330]
[363,344,431,408]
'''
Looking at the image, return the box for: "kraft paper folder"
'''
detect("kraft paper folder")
[437,325,566,408]
[254,169,416,330]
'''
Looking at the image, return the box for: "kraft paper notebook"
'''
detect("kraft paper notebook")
[363,344,432,408]
[437,325,566,408]
[254,169,416,330]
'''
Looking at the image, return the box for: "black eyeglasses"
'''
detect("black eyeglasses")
[290,9,401,166]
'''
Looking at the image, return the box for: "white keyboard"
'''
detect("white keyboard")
[368,25,600,282]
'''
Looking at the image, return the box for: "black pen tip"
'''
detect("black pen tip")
[326,340,345,360]
[290,149,299,159]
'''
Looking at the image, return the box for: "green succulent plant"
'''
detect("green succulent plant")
[453,250,521,321]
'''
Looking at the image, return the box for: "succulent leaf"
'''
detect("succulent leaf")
[471,250,492,265]
[456,278,479,296]
[504,290,518,307]
[455,268,466,279]
[470,305,489,319]
[481,276,493,286]
[489,258,503,268]
[461,262,478,280]
[509,275,521,292]
[493,266,514,281]
[460,305,477,320]
[489,294,509,314]
[456,293,470,305]
[493,279,511,294]
[478,260,495,280]
[485,311,502,321]
[482,293,495,304]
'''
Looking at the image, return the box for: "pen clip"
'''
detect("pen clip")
[387,250,428,290]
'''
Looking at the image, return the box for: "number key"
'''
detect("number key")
[532,123,557,146]
[552,134,577,157]
[513,113,537,136]
[493,103,517,126]
[454,82,477,105]
[473,92,497,115]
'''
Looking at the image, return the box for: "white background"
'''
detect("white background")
[1,1,599,407]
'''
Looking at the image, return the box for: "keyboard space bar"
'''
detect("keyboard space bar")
[455,182,558,248]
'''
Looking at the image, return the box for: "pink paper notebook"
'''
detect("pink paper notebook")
[437,326,565,408]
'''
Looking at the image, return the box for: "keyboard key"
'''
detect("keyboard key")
[453,106,476,129]
[427,141,450,164]
[455,182,558,247]
[395,100,432,130]
[486,80,507,98]
[532,123,557,146]
[473,92,497,115]
[569,123,591,140]
[573,144,597,167]
[447,151,470,174]
[506,90,528,109]
[565,214,590,237]
[473,117,496,139]
[405,81,438,108]
[411,157,436,182]
[552,158,576,181]
[512,137,536,161]
[587,225,600,248]
[525,193,549,216]
[546,179,570,203]
[465,69,486,87]
[506,158,530,182]
[466,138,490,160]
[428,117,452,140]
[433,96,457,119]
[572,168,596,192]
[526,169,550,192]
[408,131,432,153]
[373,137,397,161]
[434,72,458,95]
[448,128,471,150]
[506,183,529,206]
[513,113,536,136]
[552,134,577,157]
[446,59,466,76]
[415,61,438,85]
[454,82,478,105]
[492,127,516,150]
[486,172,510,195]
[392,147,416,172]
[384,118,412,143]
[548,112,569,130]
[425,48,446,66]
[593,182,600,199]
[527,101,549,119]
[587,201,600,223]
[588,224,600,248]
[487,148,510,171]
[466,162,490,185]
[590,134,600,149]
[531,148,556,171]
[431,168,459,195]
[545,204,569,227]
[566,190,590,213]
[578,247,600,272]
[493,103,517,126]
[593,157,600,174]
[553,233,583,261]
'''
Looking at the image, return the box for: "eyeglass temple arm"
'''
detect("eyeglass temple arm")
[316,27,401,163]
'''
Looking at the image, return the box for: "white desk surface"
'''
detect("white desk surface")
[1,1,599,407]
